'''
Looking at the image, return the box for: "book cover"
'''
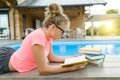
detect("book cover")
[61,56,88,67]
[84,54,105,60]
[79,47,102,54]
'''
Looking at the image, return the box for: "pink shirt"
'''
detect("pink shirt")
[10,28,52,72]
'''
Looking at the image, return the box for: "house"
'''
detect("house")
[0,0,106,40]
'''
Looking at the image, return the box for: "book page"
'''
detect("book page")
[64,56,86,64]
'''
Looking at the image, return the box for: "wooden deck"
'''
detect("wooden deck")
[0,55,120,80]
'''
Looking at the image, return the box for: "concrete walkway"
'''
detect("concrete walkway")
[85,36,120,40]
[0,40,21,47]
[0,36,120,46]
[0,36,120,47]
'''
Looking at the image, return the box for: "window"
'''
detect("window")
[0,8,9,39]
[0,14,9,33]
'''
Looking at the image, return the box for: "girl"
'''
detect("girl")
[0,3,87,75]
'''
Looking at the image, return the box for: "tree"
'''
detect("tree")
[98,25,107,36]
[86,26,98,36]
[114,19,120,35]
[105,9,120,35]
[106,9,119,14]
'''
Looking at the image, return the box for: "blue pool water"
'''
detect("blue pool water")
[7,40,120,56]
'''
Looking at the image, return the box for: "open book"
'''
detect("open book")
[61,56,88,67]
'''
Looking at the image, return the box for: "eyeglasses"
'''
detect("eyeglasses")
[54,24,65,35]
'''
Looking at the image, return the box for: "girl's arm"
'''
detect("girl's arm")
[47,44,68,63]
[32,44,87,75]
[32,44,68,75]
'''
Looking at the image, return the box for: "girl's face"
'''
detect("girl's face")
[50,24,66,40]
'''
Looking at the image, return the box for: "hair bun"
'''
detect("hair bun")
[45,3,63,17]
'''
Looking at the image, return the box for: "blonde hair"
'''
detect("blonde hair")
[42,3,70,29]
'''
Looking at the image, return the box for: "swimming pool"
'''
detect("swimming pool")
[7,40,120,56]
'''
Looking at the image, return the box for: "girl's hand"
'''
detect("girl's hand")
[68,63,88,72]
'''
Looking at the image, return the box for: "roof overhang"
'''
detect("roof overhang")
[15,0,107,8]
[0,0,17,7]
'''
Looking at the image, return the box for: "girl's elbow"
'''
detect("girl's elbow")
[38,69,49,75]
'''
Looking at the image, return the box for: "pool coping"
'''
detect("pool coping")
[1,36,120,46]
